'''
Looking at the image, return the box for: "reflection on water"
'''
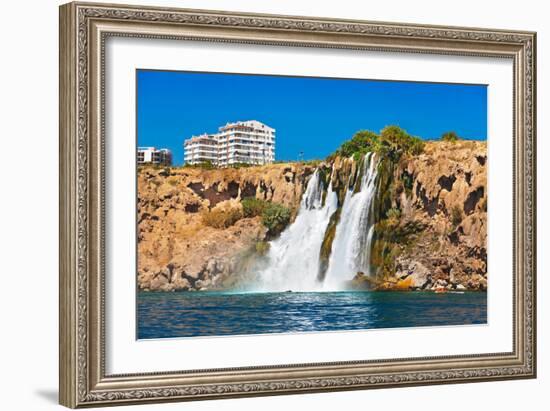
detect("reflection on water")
[137,291,487,339]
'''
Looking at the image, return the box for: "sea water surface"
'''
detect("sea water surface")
[137,291,487,339]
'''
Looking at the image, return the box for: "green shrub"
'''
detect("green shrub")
[441,131,460,143]
[386,207,402,226]
[241,197,268,218]
[255,241,270,255]
[242,198,292,236]
[450,205,464,227]
[401,171,414,194]
[261,203,291,236]
[377,125,425,157]
[201,208,243,229]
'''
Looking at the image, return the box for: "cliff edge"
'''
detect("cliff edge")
[137,140,487,292]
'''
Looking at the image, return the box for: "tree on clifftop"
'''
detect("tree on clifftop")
[337,130,379,158]
[332,126,424,161]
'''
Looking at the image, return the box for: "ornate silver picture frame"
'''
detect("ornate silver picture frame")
[59,1,536,408]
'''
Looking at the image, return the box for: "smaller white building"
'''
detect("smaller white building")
[137,147,172,166]
[183,134,219,165]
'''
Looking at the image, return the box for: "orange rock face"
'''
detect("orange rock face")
[137,164,315,291]
[391,140,487,290]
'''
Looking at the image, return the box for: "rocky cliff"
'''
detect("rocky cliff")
[358,140,487,291]
[137,163,315,291]
[138,140,487,292]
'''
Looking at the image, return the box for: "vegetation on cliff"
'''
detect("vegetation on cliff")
[331,126,425,162]
[441,131,461,143]
[201,207,243,229]
[261,203,292,237]
[242,197,292,237]
[318,209,341,282]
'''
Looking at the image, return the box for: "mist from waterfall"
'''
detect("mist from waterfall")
[323,153,378,288]
[254,170,338,291]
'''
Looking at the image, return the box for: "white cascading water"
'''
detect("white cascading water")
[323,153,378,289]
[254,170,338,291]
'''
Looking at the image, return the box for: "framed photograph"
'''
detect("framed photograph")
[59,2,537,408]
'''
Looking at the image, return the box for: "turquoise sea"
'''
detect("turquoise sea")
[137,291,487,339]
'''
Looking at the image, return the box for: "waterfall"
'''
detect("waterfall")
[251,153,378,292]
[254,170,338,291]
[323,153,378,288]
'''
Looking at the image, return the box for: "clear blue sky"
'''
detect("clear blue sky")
[137,70,487,165]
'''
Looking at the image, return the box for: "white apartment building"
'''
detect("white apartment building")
[182,134,219,165]
[184,120,275,167]
[137,147,172,166]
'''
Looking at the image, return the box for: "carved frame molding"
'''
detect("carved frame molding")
[59,2,536,407]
